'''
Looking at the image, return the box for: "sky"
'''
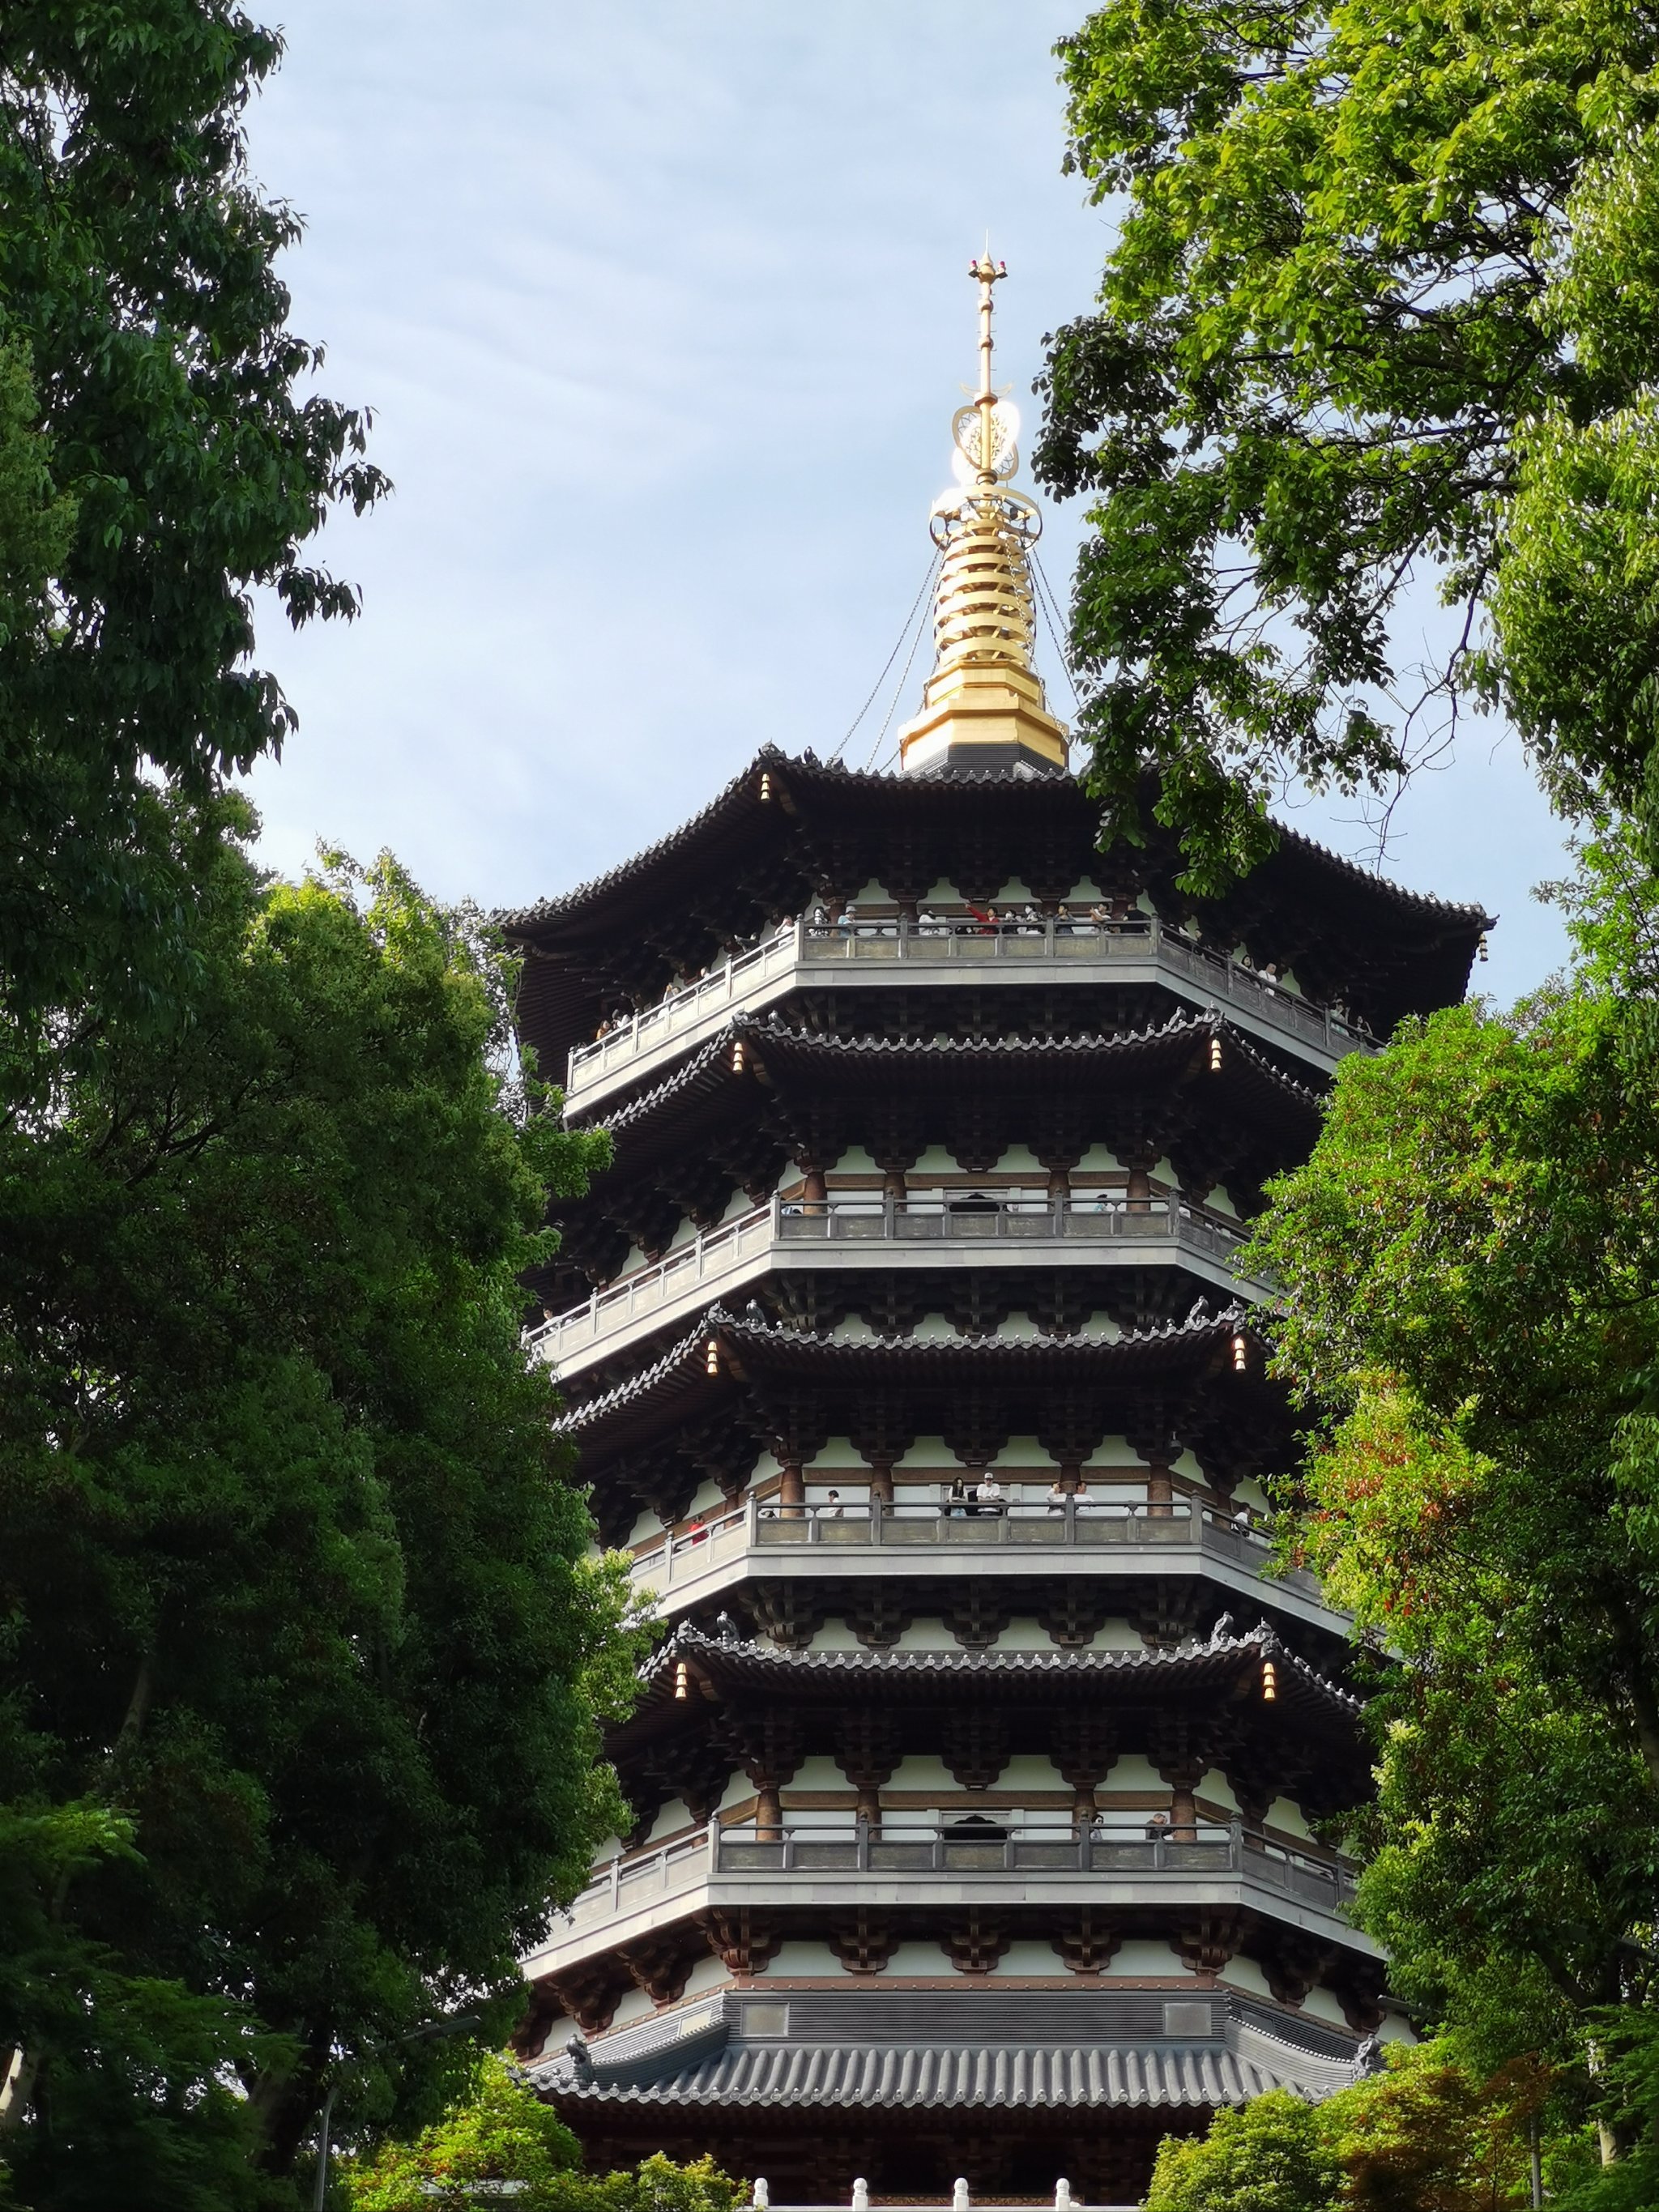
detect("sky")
[241,1,1573,1004]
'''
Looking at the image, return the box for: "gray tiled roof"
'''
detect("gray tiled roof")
[540,2038,1351,2109]
[639,1618,1358,1711]
[554,1305,1253,1440]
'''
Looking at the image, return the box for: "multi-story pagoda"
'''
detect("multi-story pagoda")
[503,261,1491,2206]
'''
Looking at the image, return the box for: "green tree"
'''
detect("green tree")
[0,811,648,2205]
[1144,2088,1342,2212]
[1238,845,1659,2159]
[0,0,386,1081]
[1143,2053,1547,2211]
[344,2056,583,2210]
[1035,0,1659,887]
[343,2058,748,2212]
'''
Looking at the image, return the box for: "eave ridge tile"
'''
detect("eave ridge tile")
[641,1613,1362,1712]
[734,1008,1213,1055]
[552,1302,1260,1439]
[537,2039,1330,2110]
[565,1030,733,1135]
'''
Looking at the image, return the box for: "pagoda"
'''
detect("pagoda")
[503,260,1491,2206]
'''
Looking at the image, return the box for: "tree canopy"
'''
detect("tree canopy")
[343,2058,747,2212]
[1037,0,1659,887]
[1235,843,1659,2171]
[0,816,645,2206]
[0,0,386,1087]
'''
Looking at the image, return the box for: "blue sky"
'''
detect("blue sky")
[242,1,1572,1002]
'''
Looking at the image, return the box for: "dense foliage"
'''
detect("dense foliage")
[1145,2056,1549,2210]
[344,2058,747,2212]
[1037,0,1659,886]
[0,820,644,2206]
[1043,0,1659,2181]
[1229,842,1659,2180]
[0,0,386,1089]
[0,10,650,2204]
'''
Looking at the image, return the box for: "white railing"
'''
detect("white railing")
[527,1191,1254,1367]
[555,1818,1356,1941]
[569,923,799,1090]
[564,914,1372,1097]
[622,1495,1310,1600]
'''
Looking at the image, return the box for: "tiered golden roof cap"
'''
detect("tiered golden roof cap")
[898,255,1070,778]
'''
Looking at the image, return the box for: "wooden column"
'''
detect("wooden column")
[801,1163,828,1216]
[780,1462,806,1519]
[1126,1165,1153,1214]
[1169,1781,1198,1842]
[1146,1458,1174,1519]
[756,1782,783,1843]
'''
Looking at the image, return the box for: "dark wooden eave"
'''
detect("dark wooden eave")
[501,748,1494,1076]
[556,1307,1296,1500]
[605,1622,1369,1815]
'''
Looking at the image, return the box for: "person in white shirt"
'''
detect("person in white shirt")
[975,1473,1005,1516]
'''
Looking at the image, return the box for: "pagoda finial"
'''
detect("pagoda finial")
[897,257,1069,778]
[969,249,1007,482]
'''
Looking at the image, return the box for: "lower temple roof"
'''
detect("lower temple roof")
[535,1994,1363,2112]
[544,2039,1324,2109]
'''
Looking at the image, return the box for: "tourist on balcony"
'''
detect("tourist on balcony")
[1145,1810,1171,1844]
[945,1474,970,1519]
[917,907,945,936]
[1046,1478,1068,1514]
[825,1489,845,1519]
[975,1471,1005,1517]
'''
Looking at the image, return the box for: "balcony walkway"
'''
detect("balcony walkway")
[616,1495,1341,1635]
[531,1192,1259,1380]
[565,915,1375,1111]
[525,1818,1372,1983]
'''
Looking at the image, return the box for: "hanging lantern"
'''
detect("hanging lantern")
[706,1339,720,1377]
[1262,1660,1278,1702]
[732,1040,747,1074]
[674,1660,692,1702]
[760,772,774,802]
[1232,1332,1249,1373]
[1209,1036,1223,1072]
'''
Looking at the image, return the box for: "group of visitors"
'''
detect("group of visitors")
[944,1473,1004,1517]
[805,899,1145,940]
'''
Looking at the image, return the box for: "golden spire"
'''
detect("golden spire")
[897,254,1069,778]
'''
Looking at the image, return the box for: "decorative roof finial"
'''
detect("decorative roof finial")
[897,256,1069,779]
[968,250,1008,482]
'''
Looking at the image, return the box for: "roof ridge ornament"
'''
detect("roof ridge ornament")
[898,256,1070,781]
